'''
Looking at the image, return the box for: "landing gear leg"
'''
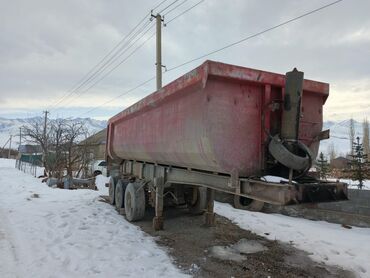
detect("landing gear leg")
[205,188,215,226]
[153,178,164,231]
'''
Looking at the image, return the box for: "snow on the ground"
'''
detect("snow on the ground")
[333,178,370,190]
[327,177,370,190]
[95,174,109,195]
[18,163,45,178]
[0,158,188,278]
[263,176,370,190]
[215,202,370,278]
[261,175,296,184]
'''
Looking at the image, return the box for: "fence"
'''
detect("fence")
[16,159,36,176]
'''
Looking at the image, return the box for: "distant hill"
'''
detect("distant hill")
[0,117,107,149]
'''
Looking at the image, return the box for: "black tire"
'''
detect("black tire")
[124,182,146,222]
[115,180,128,210]
[93,170,102,177]
[234,195,264,212]
[187,187,207,215]
[108,176,116,205]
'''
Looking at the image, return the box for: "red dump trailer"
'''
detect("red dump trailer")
[106,60,347,230]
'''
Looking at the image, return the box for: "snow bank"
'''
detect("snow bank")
[261,175,296,184]
[215,202,370,278]
[329,178,370,190]
[95,174,110,195]
[0,159,187,278]
[0,158,16,168]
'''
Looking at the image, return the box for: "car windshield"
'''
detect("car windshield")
[98,161,107,166]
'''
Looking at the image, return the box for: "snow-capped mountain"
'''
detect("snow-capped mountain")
[0,117,107,149]
[0,117,366,158]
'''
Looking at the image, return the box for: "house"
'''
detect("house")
[79,128,107,160]
[330,156,350,169]
[17,144,43,166]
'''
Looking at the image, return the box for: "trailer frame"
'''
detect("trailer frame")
[108,158,347,230]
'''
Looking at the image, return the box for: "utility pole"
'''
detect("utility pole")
[19,127,22,148]
[154,13,163,90]
[8,135,12,158]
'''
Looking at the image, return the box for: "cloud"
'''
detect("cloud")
[0,0,369,121]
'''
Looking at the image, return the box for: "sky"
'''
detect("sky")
[0,0,369,121]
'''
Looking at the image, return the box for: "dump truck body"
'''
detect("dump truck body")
[106,60,347,229]
[107,61,326,177]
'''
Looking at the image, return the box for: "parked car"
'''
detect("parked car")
[89,160,107,177]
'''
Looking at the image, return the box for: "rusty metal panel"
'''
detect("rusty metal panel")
[107,60,329,177]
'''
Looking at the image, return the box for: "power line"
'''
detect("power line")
[166,0,205,24]
[61,21,154,101]
[158,0,182,14]
[163,0,190,16]
[57,30,157,114]
[59,1,191,106]
[50,0,201,114]
[166,0,343,71]
[78,76,156,117]
[152,0,169,11]
[50,20,153,112]
[48,0,170,111]
[75,1,205,117]
[48,14,151,110]
[331,135,349,140]
[76,0,343,119]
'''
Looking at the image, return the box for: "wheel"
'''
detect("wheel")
[115,179,128,209]
[187,186,207,215]
[93,170,102,177]
[124,182,146,222]
[234,195,264,212]
[108,176,116,205]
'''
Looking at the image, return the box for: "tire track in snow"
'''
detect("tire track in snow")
[0,209,22,278]
[0,159,188,278]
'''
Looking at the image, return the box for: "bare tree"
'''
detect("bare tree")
[363,118,369,159]
[22,117,89,179]
[22,117,51,172]
[62,120,88,177]
[74,131,93,178]
[48,119,68,178]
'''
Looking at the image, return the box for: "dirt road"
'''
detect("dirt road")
[136,206,354,278]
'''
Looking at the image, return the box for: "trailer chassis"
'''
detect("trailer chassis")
[108,159,347,230]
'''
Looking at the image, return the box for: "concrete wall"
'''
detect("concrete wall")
[317,189,370,216]
[217,189,370,227]
[274,189,370,227]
